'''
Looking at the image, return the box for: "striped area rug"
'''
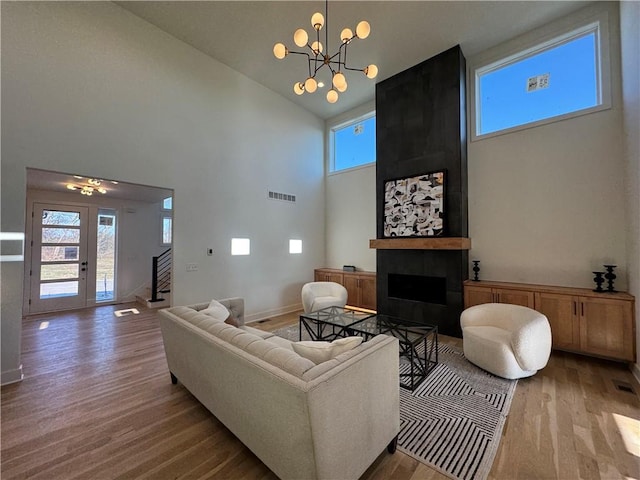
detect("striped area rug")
[397,343,516,480]
[272,325,516,480]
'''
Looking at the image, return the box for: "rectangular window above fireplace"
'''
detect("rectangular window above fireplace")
[388,274,447,305]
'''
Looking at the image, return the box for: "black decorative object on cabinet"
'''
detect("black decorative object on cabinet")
[592,271,605,292]
[472,260,480,282]
[604,265,617,292]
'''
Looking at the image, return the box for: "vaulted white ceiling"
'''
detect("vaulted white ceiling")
[117,1,592,120]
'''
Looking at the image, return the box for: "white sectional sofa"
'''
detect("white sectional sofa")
[158,297,400,480]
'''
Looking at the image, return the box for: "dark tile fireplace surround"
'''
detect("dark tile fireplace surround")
[375,45,468,338]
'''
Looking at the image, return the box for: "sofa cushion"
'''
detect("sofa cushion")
[266,335,295,351]
[292,337,363,364]
[263,347,315,377]
[239,325,275,340]
[201,299,231,321]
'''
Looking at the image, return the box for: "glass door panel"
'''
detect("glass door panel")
[96,209,116,302]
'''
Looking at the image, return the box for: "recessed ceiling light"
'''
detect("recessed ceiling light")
[73,175,83,179]
[317,82,325,88]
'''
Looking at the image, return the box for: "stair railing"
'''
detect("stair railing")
[151,248,172,302]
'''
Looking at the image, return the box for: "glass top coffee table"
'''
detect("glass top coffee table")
[299,307,438,390]
[299,306,375,342]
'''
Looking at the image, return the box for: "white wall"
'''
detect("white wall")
[1,2,324,383]
[619,1,640,374]
[467,2,627,289]
[325,101,377,272]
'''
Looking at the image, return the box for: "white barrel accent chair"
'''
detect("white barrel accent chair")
[460,303,552,379]
[301,281,348,313]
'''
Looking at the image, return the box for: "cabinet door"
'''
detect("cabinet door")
[535,292,580,351]
[464,285,493,308]
[325,272,344,284]
[314,270,343,283]
[359,276,377,310]
[343,275,360,307]
[495,288,535,308]
[579,296,634,361]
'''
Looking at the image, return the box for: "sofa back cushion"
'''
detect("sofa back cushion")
[165,306,315,378]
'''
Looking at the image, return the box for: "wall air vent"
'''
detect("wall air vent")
[268,191,296,203]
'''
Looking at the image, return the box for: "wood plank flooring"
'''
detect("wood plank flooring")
[1,304,638,479]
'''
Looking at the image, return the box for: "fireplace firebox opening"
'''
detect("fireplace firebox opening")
[388,273,447,305]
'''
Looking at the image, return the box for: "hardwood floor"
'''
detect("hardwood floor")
[2,304,638,479]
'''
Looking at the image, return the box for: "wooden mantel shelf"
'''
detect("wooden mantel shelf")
[369,237,471,250]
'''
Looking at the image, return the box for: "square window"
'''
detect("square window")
[289,239,302,254]
[231,238,250,256]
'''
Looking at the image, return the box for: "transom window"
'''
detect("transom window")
[473,18,610,139]
[329,114,376,173]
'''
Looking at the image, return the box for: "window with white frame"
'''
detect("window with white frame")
[329,113,376,173]
[472,16,610,139]
[161,196,172,246]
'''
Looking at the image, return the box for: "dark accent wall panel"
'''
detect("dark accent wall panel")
[375,45,468,337]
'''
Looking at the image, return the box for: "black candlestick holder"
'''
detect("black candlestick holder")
[472,260,480,281]
[603,265,617,292]
[592,271,605,292]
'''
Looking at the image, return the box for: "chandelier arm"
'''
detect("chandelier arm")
[287,50,311,57]
[324,0,329,56]
[342,42,348,69]
[342,66,367,73]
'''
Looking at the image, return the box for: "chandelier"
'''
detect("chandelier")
[273,0,378,104]
[66,176,117,196]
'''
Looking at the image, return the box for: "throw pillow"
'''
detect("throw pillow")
[225,316,240,327]
[201,299,230,322]
[292,336,363,364]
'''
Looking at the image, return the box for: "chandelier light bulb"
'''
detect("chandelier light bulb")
[311,12,324,30]
[364,64,378,79]
[311,41,323,55]
[340,28,353,43]
[66,184,77,190]
[356,20,371,39]
[332,72,346,90]
[293,82,305,95]
[293,29,308,48]
[273,43,287,59]
[336,80,348,93]
[326,89,339,104]
[97,188,107,194]
[304,77,318,93]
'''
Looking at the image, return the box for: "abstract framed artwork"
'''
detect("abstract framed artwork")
[383,170,446,237]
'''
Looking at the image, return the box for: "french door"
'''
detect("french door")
[29,203,89,314]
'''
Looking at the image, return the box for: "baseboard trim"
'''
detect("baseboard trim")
[631,362,640,385]
[1,365,24,386]
[245,303,302,324]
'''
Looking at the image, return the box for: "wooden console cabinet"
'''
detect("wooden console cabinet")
[463,280,636,362]
[314,268,377,311]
